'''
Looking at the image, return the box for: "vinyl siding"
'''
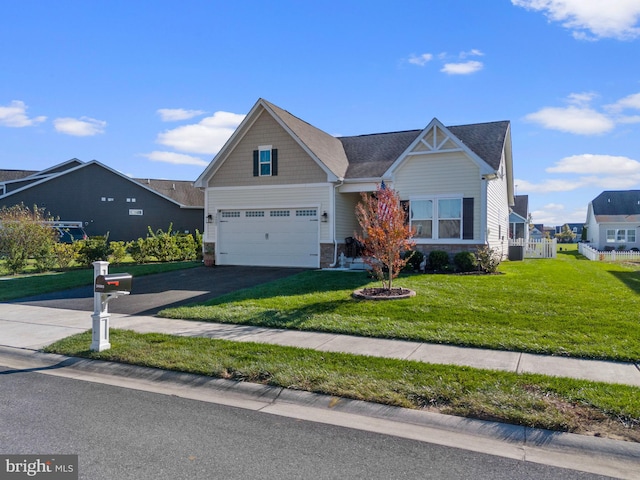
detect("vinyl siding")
[205,184,331,243]
[485,155,510,257]
[209,110,327,187]
[393,151,482,242]
[335,192,361,242]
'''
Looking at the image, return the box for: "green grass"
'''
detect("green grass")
[44,329,640,440]
[0,261,201,301]
[160,252,640,362]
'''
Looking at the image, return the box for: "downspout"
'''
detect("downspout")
[329,177,345,267]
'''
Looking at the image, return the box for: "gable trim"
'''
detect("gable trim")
[383,118,497,178]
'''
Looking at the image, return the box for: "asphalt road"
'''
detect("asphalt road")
[0,369,611,480]
[11,265,306,315]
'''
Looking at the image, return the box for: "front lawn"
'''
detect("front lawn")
[160,252,640,362]
[44,329,640,442]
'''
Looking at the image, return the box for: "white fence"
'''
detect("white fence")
[578,243,640,262]
[509,238,557,259]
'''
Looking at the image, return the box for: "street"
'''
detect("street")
[0,368,611,480]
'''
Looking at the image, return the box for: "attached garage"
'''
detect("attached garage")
[216,208,320,268]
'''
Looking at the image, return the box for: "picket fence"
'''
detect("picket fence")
[578,243,640,262]
[509,238,557,259]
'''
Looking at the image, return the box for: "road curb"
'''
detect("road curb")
[1,345,639,468]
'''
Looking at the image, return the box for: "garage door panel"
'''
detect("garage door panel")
[217,208,319,268]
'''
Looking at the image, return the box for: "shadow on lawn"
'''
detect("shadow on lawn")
[608,270,640,295]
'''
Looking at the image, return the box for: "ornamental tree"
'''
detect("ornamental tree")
[355,184,416,290]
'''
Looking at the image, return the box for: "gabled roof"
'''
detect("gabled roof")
[0,159,203,208]
[512,195,529,219]
[0,169,37,182]
[134,178,204,208]
[197,98,512,187]
[591,190,640,223]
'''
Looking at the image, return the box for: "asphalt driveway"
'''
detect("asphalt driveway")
[10,266,306,316]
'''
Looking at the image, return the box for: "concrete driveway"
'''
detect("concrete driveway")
[10,265,306,316]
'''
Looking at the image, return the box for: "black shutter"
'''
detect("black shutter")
[400,200,410,225]
[272,148,278,176]
[463,198,474,240]
[253,150,259,176]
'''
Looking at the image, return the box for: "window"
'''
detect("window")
[410,200,432,238]
[245,211,264,217]
[438,198,462,239]
[259,146,271,176]
[608,228,636,243]
[253,147,278,177]
[296,209,317,217]
[221,211,240,218]
[270,210,290,217]
[410,197,471,240]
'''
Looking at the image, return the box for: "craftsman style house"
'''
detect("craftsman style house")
[585,190,640,250]
[195,98,515,268]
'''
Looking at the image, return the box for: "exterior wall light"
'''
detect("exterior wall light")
[206,214,213,223]
[321,211,328,222]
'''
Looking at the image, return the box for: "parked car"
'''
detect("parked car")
[55,225,88,243]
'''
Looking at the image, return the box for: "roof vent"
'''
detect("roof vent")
[172,183,176,190]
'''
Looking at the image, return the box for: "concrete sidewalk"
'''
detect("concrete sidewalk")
[1,303,639,387]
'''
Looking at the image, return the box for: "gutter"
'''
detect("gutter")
[329,178,345,267]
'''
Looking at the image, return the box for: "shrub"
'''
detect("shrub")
[428,250,450,271]
[127,238,152,264]
[0,204,58,274]
[174,234,197,261]
[401,250,424,272]
[53,242,79,269]
[77,236,111,266]
[109,241,127,264]
[454,251,477,272]
[34,242,56,272]
[476,246,500,273]
[617,245,627,251]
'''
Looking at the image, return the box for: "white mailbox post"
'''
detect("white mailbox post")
[91,261,132,352]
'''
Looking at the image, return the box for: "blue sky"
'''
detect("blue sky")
[1,0,640,226]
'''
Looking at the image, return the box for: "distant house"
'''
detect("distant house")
[0,159,203,241]
[585,190,640,250]
[509,194,529,241]
[554,223,583,242]
[195,98,515,268]
[530,224,546,240]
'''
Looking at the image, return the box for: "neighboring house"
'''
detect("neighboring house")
[195,98,514,268]
[554,223,583,242]
[585,190,640,250]
[0,159,204,241]
[530,224,546,240]
[509,194,529,241]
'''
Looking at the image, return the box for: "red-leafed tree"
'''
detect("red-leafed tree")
[355,183,416,290]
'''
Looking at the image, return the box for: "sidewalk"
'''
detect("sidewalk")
[2,302,640,478]
[1,303,639,387]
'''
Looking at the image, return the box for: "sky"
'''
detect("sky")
[1,0,640,227]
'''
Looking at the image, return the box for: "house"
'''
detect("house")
[195,98,514,268]
[585,190,640,250]
[0,159,204,241]
[509,195,529,241]
[554,223,583,242]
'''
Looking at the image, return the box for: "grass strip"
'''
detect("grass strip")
[0,261,200,301]
[44,329,640,442]
[160,253,640,362]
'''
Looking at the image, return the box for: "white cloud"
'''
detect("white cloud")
[440,60,483,75]
[512,0,640,40]
[546,154,640,174]
[525,105,614,135]
[514,178,584,193]
[460,49,484,58]
[156,111,245,155]
[605,92,640,112]
[53,117,106,136]
[140,151,209,166]
[408,53,433,66]
[157,108,206,122]
[0,100,46,127]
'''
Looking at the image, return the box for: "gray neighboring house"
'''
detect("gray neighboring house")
[554,223,584,242]
[0,159,204,241]
[509,194,529,241]
[585,190,640,250]
[196,98,515,268]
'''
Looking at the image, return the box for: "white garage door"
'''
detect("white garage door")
[217,208,319,268]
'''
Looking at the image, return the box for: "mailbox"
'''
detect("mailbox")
[94,273,132,294]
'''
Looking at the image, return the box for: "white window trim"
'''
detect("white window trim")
[607,228,636,243]
[410,194,463,241]
[258,145,272,177]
